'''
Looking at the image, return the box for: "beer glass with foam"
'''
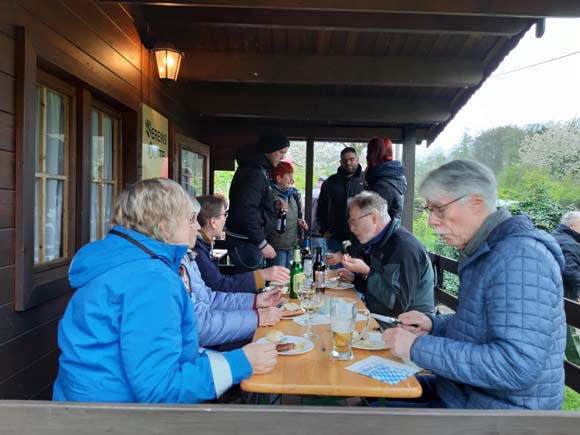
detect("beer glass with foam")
[329,298,370,360]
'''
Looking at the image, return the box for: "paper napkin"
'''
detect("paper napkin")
[346,356,420,385]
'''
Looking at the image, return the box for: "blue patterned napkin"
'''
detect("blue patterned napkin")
[346,356,419,385]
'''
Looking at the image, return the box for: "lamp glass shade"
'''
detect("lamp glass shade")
[153,48,183,81]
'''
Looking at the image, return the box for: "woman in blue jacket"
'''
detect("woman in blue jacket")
[53,178,277,403]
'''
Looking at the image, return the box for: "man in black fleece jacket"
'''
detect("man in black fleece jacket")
[226,130,290,271]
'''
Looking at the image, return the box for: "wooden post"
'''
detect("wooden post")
[304,136,314,233]
[401,126,416,232]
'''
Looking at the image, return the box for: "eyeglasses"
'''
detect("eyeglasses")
[424,195,466,219]
[348,212,373,226]
[214,211,229,219]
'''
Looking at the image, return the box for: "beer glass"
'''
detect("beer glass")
[330,298,370,360]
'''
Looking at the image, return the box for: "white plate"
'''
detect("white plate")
[270,280,290,286]
[325,281,354,290]
[257,335,314,355]
[352,332,390,350]
[264,285,289,294]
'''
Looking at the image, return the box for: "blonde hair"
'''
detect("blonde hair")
[112,178,195,243]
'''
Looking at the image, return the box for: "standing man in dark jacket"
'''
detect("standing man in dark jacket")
[226,130,290,271]
[552,211,580,301]
[316,147,365,256]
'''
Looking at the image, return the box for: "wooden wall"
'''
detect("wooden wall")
[0,0,200,400]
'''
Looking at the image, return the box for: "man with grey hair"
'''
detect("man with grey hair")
[384,159,566,410]
[552,210,580,301]
[340,191,434,320]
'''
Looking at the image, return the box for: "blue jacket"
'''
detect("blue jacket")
[53,225,252,403]
[180,252,259,347]
[193,231,261,293]
[411,216,566,409]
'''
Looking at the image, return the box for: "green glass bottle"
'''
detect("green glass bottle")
[289,246,304,299]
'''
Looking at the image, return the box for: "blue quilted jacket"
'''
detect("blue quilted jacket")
[411,215,566,409]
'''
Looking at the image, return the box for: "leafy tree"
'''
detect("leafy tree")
[520,118,580,181]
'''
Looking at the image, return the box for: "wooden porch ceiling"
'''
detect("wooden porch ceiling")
[103,1,580,144]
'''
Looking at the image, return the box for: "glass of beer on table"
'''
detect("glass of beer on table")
[330,298,370,360]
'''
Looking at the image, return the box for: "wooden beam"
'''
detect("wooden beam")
[181,52,483,87]
[401,126,416,232]
[141,7,533,36]
[200,119,430,143]
[194,93,450,124]
[102,1,580,18]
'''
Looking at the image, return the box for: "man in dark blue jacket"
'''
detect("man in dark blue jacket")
[226,130,290,271]
[195,195,289,293]
[552,211,580,301]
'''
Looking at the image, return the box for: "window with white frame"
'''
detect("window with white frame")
[34,85,70,264]
[90,108,119,241]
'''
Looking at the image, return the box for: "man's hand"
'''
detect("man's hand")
[298,219,308,231]
[382,327,417,360]
[257,307,282,326]
[242,342,278,374]
[398,311,433,336]
[336,268,355,283]
[325,251,343,266]
[342,255,370,276]
[261,243,276,259]
[260,265,290,283]
[256,288,283,308]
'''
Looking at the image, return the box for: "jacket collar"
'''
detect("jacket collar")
[556,224,580,243]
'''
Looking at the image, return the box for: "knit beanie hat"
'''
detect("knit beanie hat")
[258,129,290,154]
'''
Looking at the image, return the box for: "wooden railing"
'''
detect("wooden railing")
[430,253,580,394]
[0,401,579,434]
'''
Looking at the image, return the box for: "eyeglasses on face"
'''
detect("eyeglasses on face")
[348,212,373,226]
[424,195,467,218]
[215,211,229,219]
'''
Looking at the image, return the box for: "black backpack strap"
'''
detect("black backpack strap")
[109,229,160,259]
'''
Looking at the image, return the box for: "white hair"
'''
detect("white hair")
[562,210,580,226]
[347,191,389,222]
[419,159,497,212]
[113,178,195,243]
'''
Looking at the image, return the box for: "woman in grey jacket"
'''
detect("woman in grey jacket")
[266,162,308,268]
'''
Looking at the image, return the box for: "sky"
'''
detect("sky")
[417,17,580,160]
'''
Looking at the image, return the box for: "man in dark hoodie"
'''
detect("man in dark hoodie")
[365,136,407,220]
[226,130,290,271]
[316,147,365,257]
[552,211,580,301]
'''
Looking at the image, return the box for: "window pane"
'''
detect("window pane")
[102,184,114,236]
[180,148,196,198]
[34,87,41,173]
[90,182,99,242]
[194,155,204,196]
[34,179,39,264]
[91,110,100,179]
[102,115,114,180]
[44,179,64,261]
[45,91,65,175]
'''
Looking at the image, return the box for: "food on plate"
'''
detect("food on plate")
[275,343,296,352]
[266,330,285,344]
[282,302,301,311]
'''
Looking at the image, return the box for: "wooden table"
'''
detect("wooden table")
[241,288,422,398]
